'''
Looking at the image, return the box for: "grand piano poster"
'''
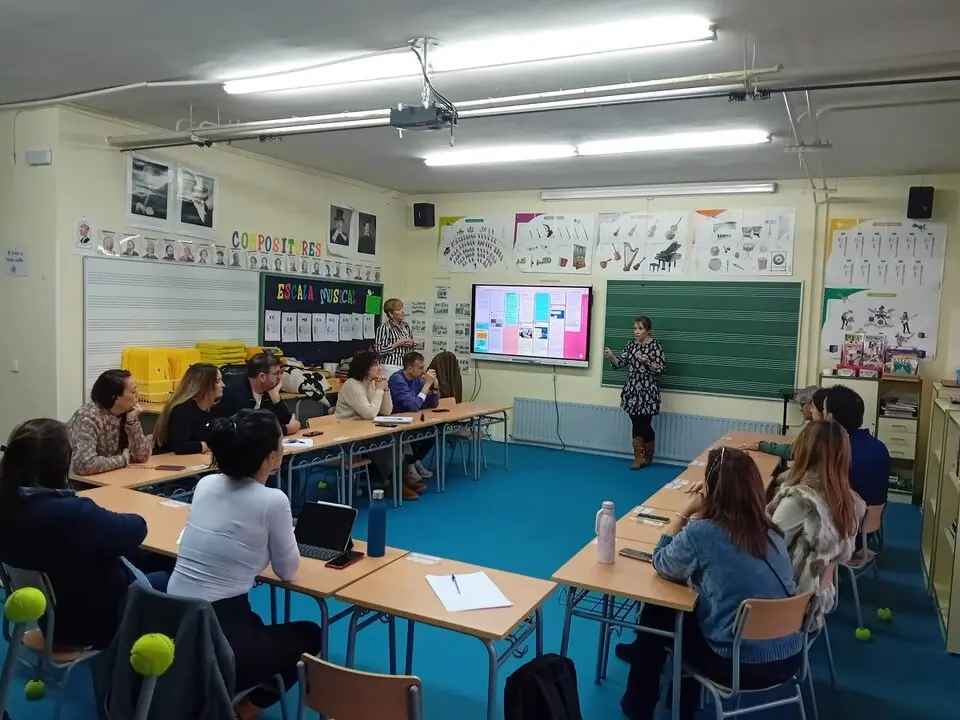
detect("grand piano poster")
[594,212,687,278]
[691,208,795,277]
[513,213,595,274]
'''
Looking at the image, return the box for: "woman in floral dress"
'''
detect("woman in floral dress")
[604,315,665,469]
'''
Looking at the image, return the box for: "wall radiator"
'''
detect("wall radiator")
[512,398,780,464]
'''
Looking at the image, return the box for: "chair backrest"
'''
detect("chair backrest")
[862,503,885,535]
[1,566,54,608]
[438,396,457,409]
[298,655,422,720]
[308,414,340,428]
[734,591,813,641]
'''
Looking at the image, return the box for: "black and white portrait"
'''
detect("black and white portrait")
[177,167,216,237]
[120,235,140,257]
[127,156,172,228]
[330,205,352,247]
[358,212,377,256]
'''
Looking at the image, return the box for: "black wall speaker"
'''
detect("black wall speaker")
[907,186,934,220]
[413,202,436,228]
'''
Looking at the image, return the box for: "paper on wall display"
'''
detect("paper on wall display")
[821,287,940,360]
[325,314,339,342]
[454,302,471,318]
[825,218,946,290]
[437,216,512,273]
[430,338,449,355]
[431,320,451,338]
[407,300,428,317]
[362,314,376,339]
[513,213,595,273]
[297,313,312,342]
[453,320,471,339]
[433,283,451,302]
[351,313,363,340]
[409,318,428,336]
[4,248,28,277]
[458,357,473,375]
[433,301,450,318]
[312,313,327,341]
[264,310,281,342]
[338,314,352,341]
[453,338,471,356]
[281,312,298,342]
[594,212,688,278]
[691,208,795,276]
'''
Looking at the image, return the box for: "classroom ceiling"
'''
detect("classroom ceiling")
[4,0,960,193]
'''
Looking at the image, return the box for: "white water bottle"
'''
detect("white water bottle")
[596,501,616,564]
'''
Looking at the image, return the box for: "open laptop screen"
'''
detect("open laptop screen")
[294,501,357,551]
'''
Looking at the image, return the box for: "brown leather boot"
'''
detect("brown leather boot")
[630,437,647,470]
[402,482,420,501]
[645,440,655,467]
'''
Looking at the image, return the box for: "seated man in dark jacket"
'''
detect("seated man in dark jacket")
[388,351,440,486]
[215,353,301,435]
[0,419,168,649]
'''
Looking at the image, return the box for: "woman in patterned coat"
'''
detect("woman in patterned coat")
[604,315,665,469]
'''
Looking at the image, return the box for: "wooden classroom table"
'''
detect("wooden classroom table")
[139,392,310,416]
[77,485,408,658]
[70,453,214,489]
[552,538,697,720]
[335,554,554,720]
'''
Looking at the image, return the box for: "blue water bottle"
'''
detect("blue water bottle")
[367,489,387,558]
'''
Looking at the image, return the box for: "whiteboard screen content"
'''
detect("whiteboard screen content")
[471,284,593,368]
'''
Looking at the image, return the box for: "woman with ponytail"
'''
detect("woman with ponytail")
[168,409,321,719]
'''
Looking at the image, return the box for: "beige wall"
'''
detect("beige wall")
[0,108,60,440]
[403,176,960,431]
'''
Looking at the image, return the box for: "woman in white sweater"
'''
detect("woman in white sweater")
[335,350,422,500]
[168,410,322,719]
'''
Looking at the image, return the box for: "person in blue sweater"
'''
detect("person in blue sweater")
[823,384,891,507]
[388,351,440,484]
[619,447,804,720]
[0,418,169,650]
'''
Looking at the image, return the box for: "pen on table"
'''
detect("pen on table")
[451,574,461,594]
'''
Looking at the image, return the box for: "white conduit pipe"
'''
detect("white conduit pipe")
[796,96,960,128]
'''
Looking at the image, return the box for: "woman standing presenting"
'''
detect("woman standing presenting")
[604,315,665,470]
[375,298,415,377]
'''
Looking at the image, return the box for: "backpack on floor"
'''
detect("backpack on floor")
[504,653,583,720]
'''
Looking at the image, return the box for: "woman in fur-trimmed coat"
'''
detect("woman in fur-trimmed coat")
[766,421,865,628]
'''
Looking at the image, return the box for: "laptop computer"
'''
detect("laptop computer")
[294,501,358,561]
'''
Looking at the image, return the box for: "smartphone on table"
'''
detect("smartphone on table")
[619,547,653,563]
[325,550,365,569]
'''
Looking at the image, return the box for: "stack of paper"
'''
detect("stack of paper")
[373,416,414,424]
[426,572,513,612]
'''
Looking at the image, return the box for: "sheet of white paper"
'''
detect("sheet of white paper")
[281,313,297,342]
[326,314,339,342]
[264,310,281,342]
[282,438,313,447]
[426,571,513,613]
[339,313,352,341]
[312,313,327,341]
[350,312,361,340]
[159,499,187,508]
[297,313,313,342]
[363,313,376,339]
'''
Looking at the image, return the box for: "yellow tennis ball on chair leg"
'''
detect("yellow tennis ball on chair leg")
[24,679,46,700]
[4,587,47,624]
[129,633,176,677]
[877,607,893,621]
[855,627,872,641]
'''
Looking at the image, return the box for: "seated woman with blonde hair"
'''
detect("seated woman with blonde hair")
[766,420,865,627]
[154,363,224,455]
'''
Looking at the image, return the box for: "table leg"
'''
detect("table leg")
[439,424,447,492]
[405,620,416,675]
[270,586,277,625]
[535,607,544,658]
[394,434,402,507]
[594,594,611,684]
[473,418,481,481]
[501,411,509,470]
[286,459,294,499]
[284,589,291,624]
[560,588,576,658]
[345,607,362,668]
[481,638,498,720]
[347,445,356,508]
[671,610,684,720]
[388,615,397,675]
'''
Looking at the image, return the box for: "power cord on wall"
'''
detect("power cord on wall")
[470,358,481,402]
[553,366,567,451]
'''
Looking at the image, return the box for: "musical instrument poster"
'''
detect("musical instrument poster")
[594,212,687,278]
[691,207,795,276]
[513,213,596,274]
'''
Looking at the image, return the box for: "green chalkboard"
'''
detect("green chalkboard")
[602,280,802,400]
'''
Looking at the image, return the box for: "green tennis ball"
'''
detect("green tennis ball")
[130,633,175,676]
[854,627,872,641]
[877,607,893,621]
[24,679,45,700]
[4,587,46,624]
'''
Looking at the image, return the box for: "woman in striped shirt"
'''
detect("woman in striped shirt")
[375,298,415,377]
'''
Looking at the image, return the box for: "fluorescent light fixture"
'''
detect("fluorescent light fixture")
[224,16,716,94]
[540,182,778,201]
[577,129,771,156]
[424,145,576,168]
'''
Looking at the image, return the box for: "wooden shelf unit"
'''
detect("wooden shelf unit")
[921,382,960,653]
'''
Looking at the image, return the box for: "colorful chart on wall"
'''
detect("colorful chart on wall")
[594,212,688,278]
[437,216,511,273]
[691,207,795,276]
[512,213,595,274]
[825,217,946,290]
[820,288,940,360]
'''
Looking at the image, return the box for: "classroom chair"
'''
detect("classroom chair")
[128,633,176,720]
[684,591,814,720]
[307,415,370,504]
[807,564,838,695]
[438,396,488,476]
[0,565,102,720]
[841,504,887,640]
[296,654,422,720]
[0,587,47,720]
